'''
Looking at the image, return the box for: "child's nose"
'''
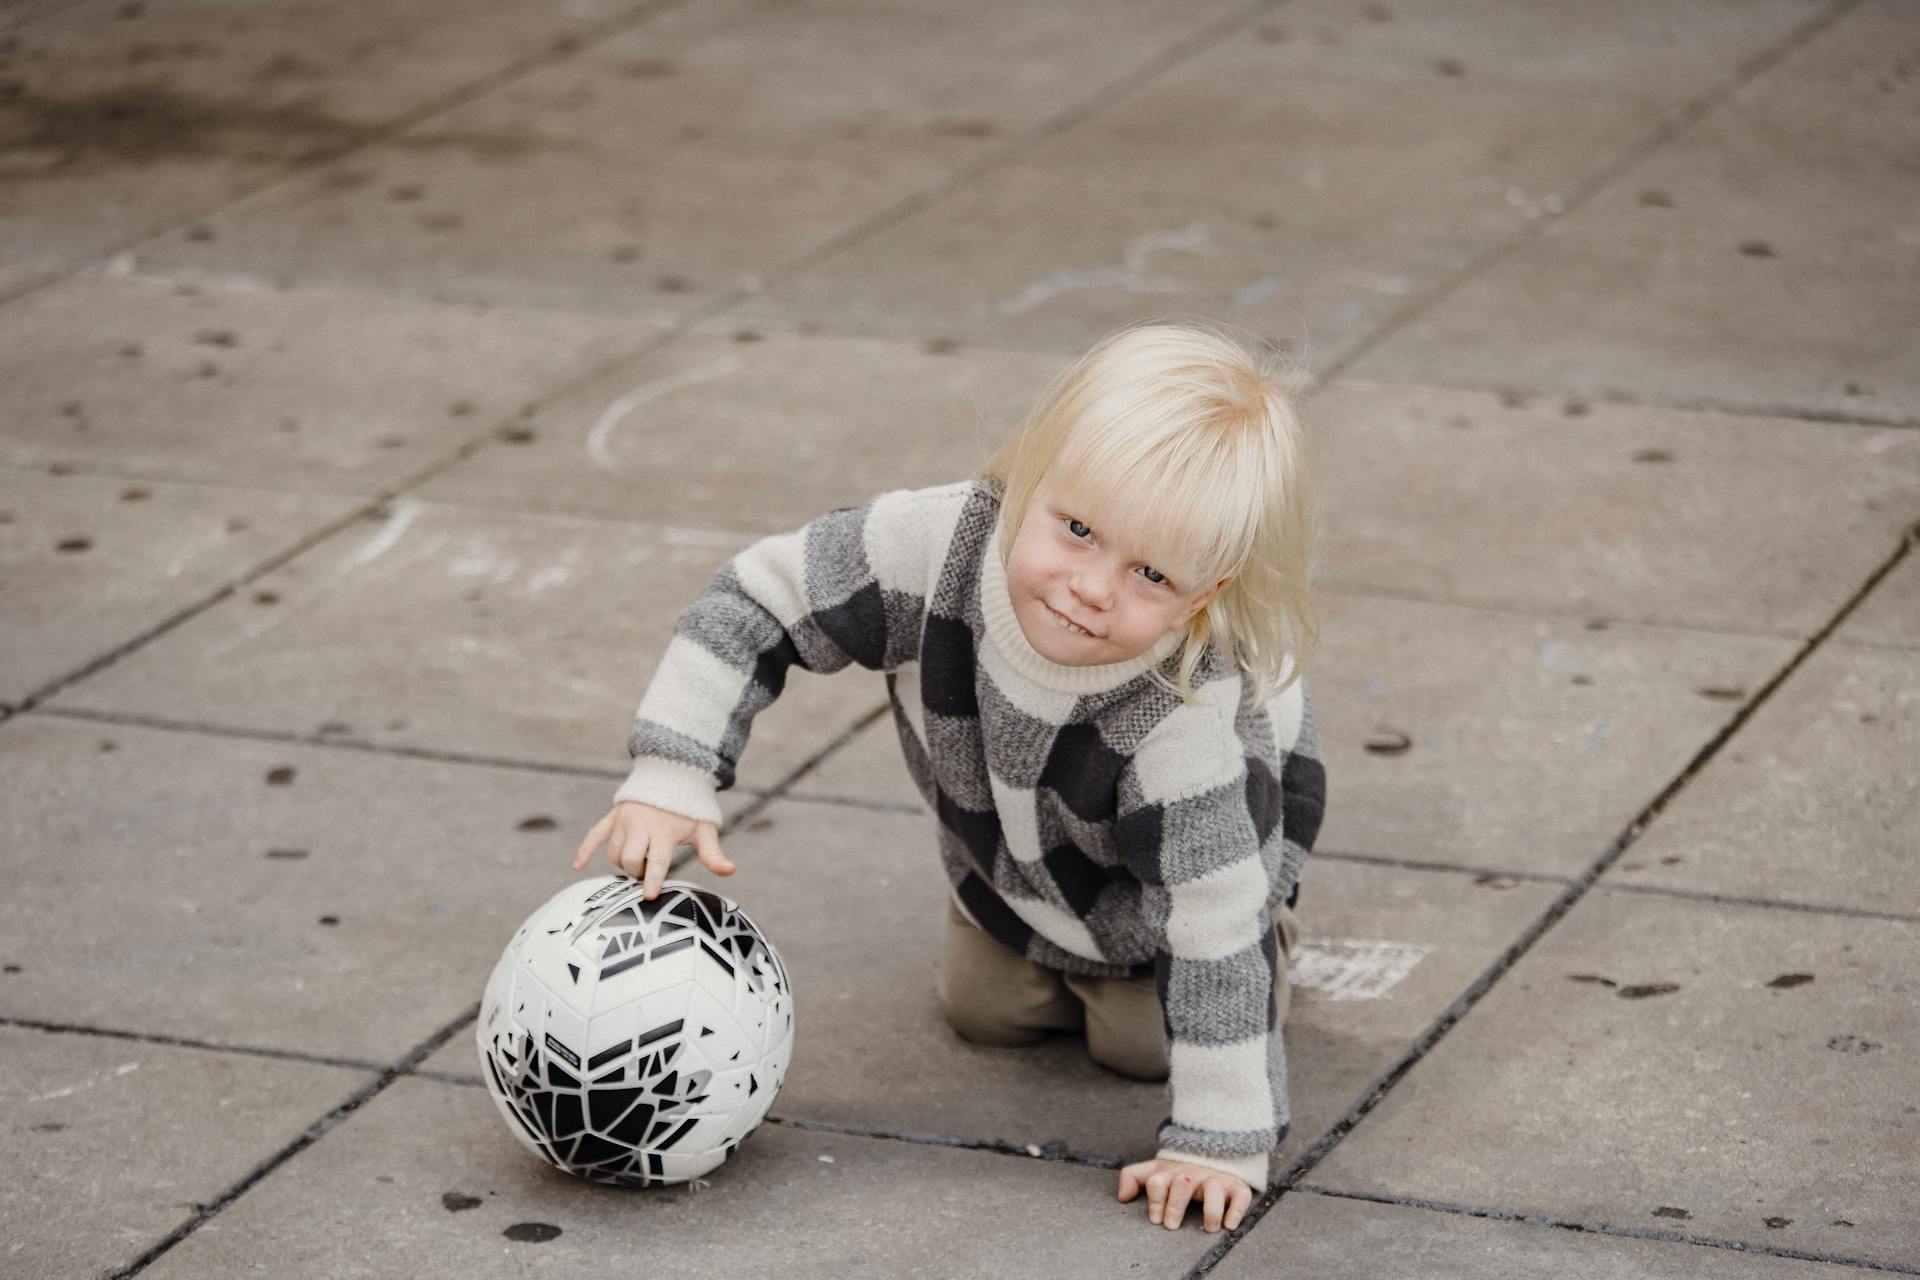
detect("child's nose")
[1071,567,1117,610]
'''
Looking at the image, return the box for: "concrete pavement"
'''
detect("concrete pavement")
[3,0,1916,1276]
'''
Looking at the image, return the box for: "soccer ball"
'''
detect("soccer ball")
[477,876,794,1186]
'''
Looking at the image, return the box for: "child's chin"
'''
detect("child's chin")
[1041,633,1104,665]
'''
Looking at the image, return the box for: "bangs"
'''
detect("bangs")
[1046,405,1268,592]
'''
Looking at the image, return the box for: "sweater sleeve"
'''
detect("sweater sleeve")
[615,482,970,824]
[1113,673,1326,1194]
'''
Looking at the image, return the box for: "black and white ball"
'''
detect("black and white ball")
[477,876,794,1186]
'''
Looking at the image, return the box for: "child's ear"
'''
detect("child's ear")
[1181,577,1230,625]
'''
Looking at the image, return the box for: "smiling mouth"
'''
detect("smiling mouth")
[1046,605,1097,638]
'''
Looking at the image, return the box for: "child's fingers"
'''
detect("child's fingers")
[694,822,734,876]
[1116,1168,1138,1202]
[1201,1181,1227,1233]
[1162,1170,1199,1230]
[609,826,639,879]
[1225,1182,1252,1231]
[572,812,613,869]
[643,837,673,899]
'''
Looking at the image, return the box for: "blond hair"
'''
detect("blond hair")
[980,319,1321,704]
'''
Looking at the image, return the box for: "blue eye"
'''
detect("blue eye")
[1065,518,1091,538]
[1139,566,1167,585]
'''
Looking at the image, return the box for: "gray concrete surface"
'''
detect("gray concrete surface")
[2,0,1915,1277]
[136,1078,1223,1279]
[413,330,1054,533]
[1211,1192,1876,1278]
[0,1026,375,1279]
[1844,557,1919,651]
[1350,0,1920,421]
[0,272,656,491]
[1312,890,1920,1267]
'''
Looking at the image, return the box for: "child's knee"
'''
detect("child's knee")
[938,895,1082,1046]
[937,978,1049,1048]
[1087,1038,1169,1082]
[1074,974,1170,1081]
[944,1007,1047,1049]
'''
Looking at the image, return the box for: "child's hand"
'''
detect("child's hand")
[571,801,735,899]
[1117,1158,1253,1233]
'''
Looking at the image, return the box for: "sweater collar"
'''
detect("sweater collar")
[977,508,1184,695]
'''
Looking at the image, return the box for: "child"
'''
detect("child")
[572,320,1327,1236]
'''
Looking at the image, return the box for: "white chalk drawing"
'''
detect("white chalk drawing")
[1290,938,1429,1001]
[586,354,745,471]
[28,1061,138,1103]
[351,498,423,567]
[989,222,1212,317]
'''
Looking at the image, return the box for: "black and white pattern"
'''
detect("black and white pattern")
[616,479,1326,1191]
[478,877,793,1187]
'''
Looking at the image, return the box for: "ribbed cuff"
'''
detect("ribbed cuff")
[613,757,722,826]
[1154,1147,1271,1194]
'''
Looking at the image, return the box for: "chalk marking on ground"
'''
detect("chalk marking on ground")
[27,1061,139,1103]
[351,499,424,567]
[1290,939,1429,1001]
[989,221,1211,316]
[586,354,745,471]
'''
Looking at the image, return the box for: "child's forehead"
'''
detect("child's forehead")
[1038,476,1201,571]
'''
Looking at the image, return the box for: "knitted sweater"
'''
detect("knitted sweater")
[614,478,1326,1190]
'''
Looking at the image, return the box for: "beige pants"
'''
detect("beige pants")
[936,894,1301,1082]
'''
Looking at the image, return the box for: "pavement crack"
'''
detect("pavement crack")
[10,437,490,718]
[1288,1186,1920,1277]
[763,1114,1129,1171]
[106,1003,478,1279]
[1311,848,1575,887]
[1335,375,1920,432]
[0,1015,386,1074]
[1309,0,1870,396]
[720,701,893,832]
[1593,881,1920,926]
[400,1066,1133,1170]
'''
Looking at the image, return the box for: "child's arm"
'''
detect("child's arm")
[575,482,974,889]
[1113,676,1326,1209]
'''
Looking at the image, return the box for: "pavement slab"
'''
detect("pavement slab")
[416,330,1060,534]
[1312,890,1920,1269]
[1603,633,1920,915]
[1310,380,1920,637]
[0,270,662,491]
[0,714,702,1062]
[2,2,1910,1277]
[781,709,924,810]
[138,1076,1220,1279]
[0,0,661,298]
[130,0,1251,318]
[1839,552,1918,653]
[1267,591,1789,878]
[0,465,358,709]
[0,1023,373,1280]
[1214,1190,1872,1278]
[723,0,1819,362]
[1351,0,1920,422]
[42,497,885,789]
[423,801,1564,1191]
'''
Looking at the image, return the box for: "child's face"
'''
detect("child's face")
[1005,479,1224,668]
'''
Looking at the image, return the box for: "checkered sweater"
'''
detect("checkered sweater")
[615,479,1326,1190]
